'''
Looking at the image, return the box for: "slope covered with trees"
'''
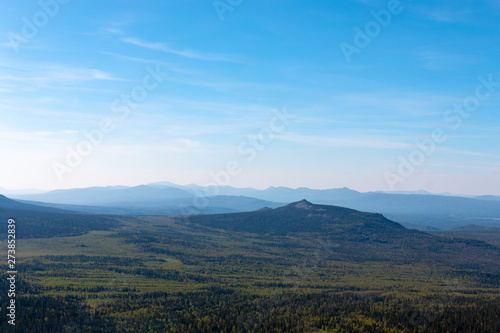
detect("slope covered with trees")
[1,200,498,332]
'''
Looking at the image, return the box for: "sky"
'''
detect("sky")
[0,0,499,195]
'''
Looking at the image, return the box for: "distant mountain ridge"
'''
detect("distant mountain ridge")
[474,195,500,201]
[331,193,500,215]
[0,187,46,196]
[15,185,193,206]
[8,183,500,229]
[11,186,284,216]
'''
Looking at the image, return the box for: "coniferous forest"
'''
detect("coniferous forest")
[1,201,499,332]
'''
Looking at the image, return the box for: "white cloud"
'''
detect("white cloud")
[275,133,413,150]
[176,138,200,148]
[0,66,127,89]
[120,37,244,63]
[419,51,475,72]
[422,9,472,23]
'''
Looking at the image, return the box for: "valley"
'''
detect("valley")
[1,198,499,332]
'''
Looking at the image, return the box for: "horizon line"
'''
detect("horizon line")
[1,182,499,197]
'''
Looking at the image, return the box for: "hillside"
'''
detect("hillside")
[0,194,67,212]
[187,200,500,273]
[188,199,403,235]
[0,195,120,239]
[432,225,500,247]
[2,200,499,332]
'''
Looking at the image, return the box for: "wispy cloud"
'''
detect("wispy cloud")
[0,66,127,86]
[160,75,289,93]
[35,130,79,136]
[0,130,79,144]
[80,27,124,37]
[42,66,127,82]
[275,134,413,150]
[419,51,475,72]
[99,143,202,155]
[120,37,244,63]
[437,147,498,158]
[81,16,136,37]
[351,0,385,6]
[331,92,453,117]
[176,138,201,148]
[99,51,196,74]
[427,161,500,169]
[422,9,472,23]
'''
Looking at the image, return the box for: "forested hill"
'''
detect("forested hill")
[0,194,66,212]
[185,200,500,274]
[0,195,120,239]
[186,199,404,235]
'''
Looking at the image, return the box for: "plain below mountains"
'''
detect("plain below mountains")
[7,183,500,230]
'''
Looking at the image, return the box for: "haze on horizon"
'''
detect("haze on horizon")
[1,1,499,196]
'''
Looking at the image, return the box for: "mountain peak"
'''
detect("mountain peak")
[293,199,314,209]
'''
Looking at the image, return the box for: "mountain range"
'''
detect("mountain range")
[5,183,500,230]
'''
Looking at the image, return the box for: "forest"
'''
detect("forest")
[1,202,499,332]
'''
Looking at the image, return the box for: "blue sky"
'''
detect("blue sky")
[0,0,499,195]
